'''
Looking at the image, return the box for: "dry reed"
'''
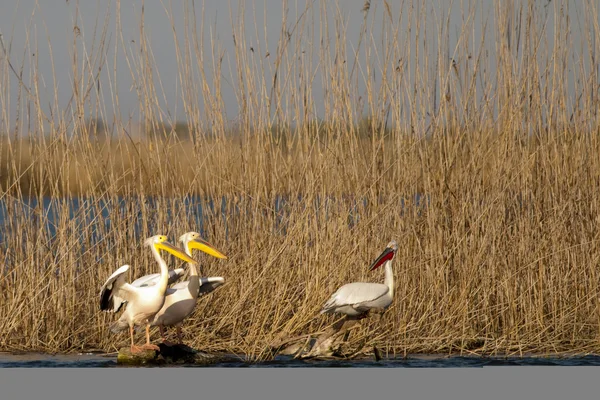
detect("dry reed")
[1,0,600,359]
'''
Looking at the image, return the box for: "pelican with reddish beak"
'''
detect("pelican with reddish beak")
[99,234,198,354]
[320,240,398,318]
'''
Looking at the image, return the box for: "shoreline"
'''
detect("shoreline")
[2,349,599,360]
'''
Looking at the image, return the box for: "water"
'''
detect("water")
[2,352,600,368]
[0,194,428,246]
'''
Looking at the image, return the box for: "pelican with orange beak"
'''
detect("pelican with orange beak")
[99,234,198,353]
[320,240,398,318]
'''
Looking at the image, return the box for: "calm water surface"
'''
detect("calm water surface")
[2,353,600,368]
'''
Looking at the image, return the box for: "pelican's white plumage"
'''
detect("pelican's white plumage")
[320,282,391,316]
[320,240,398,317]
[106,268,186,314]
[150,231,228,344]
[99,235,198,353]
[130,268,185,288]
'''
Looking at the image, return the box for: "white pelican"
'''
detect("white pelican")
[150,231,227,344]
[320,240,398,318]
[99,235,198,353]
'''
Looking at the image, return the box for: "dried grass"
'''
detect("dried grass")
[1,1,600,359]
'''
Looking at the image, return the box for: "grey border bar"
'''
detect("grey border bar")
[2,367,600,400]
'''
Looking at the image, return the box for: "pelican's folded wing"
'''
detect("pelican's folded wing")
[320,282,388,314]
[198,277,225,296]
[170,276,225,296]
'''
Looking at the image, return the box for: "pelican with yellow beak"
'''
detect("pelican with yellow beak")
[150,231,228,345]
[99,234,198,353]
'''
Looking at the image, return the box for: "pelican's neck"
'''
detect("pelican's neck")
[150,244,169,294]
[384,260,394,298]
[184,241,200,298]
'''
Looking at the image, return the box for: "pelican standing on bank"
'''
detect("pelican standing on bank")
[320,240,398,318]
[99,235,198,353]
[151,231,228,344]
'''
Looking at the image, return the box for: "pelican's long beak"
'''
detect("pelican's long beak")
[368,246,395,271]
[155,241,198,264]
[188,238,228,259]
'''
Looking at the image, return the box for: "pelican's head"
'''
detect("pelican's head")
[368,240,398,271]
[179,231,228,259]
[144,234,168,247]
[144,234,198,264]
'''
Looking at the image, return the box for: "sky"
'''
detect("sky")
[0,0,594,134]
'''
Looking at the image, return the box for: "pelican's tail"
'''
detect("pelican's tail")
[320,297,337,314]
[320,306,333,314]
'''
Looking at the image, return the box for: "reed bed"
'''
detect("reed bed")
[1,0,600,359]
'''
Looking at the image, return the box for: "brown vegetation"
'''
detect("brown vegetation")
[1,1,600,360]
